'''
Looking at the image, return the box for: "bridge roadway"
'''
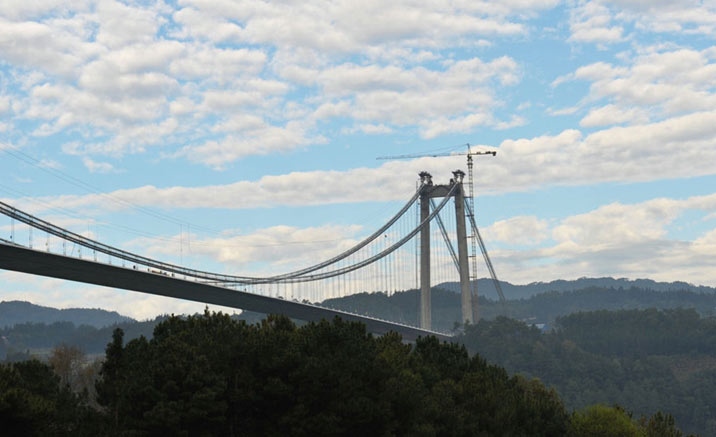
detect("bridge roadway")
[0,242,452,342]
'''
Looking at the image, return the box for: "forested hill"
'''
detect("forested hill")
[3,277,715,352]
[324,283,716,332]
[441,277,716,301]
[0,300,135,328]
[459,309,716,435]
[4,311,692,436]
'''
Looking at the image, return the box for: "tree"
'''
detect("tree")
[94,311,669,436]
[95,327,128,431]
[0,359,99,436]
[642,411,689,437]
[569,405,645,437]
[48,343,85,391]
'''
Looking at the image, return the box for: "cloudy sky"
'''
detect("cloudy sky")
[1,0,716,320]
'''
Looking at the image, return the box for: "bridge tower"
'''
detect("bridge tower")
[418,171,473,330]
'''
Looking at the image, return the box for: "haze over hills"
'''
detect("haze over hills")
[324,277,716,332]
[0,300,135,329]
[441,277,716,301]
[2,277,714,330]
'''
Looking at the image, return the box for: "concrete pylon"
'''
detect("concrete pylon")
[452,171,473,325]
[418,171,473,330]
[419,172,432,330]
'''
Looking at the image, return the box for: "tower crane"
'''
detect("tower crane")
[377,145,506,315]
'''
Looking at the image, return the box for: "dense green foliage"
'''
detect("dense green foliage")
[459,309,713,436]
[503,287,716,323]
[1,310,694,436]
[95,311,569,436]
[324,287,477,332]
[0,317,164,359]
[0,359,101,436]
[324,286,716,330]
[323,284,690,331]
[3,292,708,435]
[5,282,715,356]
[556,308,716,356]
[568,404,645,437]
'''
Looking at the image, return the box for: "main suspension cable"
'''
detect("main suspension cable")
[0,183,428,286]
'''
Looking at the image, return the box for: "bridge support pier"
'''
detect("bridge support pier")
[419,171,473,331]
[453,172,473,326]
[419,174,432,330]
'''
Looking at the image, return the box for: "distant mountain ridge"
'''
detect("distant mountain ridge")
[2,277,714,329]
[0,300,135,328]
[323,277,716,332]
[441,277,716,301]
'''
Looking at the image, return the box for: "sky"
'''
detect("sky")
[1,0,716,320]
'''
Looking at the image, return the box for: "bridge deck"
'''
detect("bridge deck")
[0,242,452,342]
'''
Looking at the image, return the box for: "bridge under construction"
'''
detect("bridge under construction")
[0,162,503,339]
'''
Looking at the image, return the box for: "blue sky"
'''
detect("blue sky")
[1,0,716,319]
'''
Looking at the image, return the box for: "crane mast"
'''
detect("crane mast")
[466,153,481,321]
[463,148,504,320]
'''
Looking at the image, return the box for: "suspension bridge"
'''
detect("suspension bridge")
[0,168,503,341]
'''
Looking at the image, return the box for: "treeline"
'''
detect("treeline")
[324,286,716,331]
[5,284,714,355]
[0,318,162,360]
[458,308,716,436]
[0,311,691,436]
[323,287,475,332]
[95,313,568,436]
[0,300,133,329]
[504,287,716,323]
[441,277,715,301]
[556,308,716,356]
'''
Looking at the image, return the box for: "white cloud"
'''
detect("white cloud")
[568,1,624,44]
[492,193,716,286]
[79,63,179,100]
[575,48,716,117]
[421,113,493,139]
[551,198,679,247]
[692,228,716,257]
[548,45,716,177]
[94,0,167,48]
[0,95,10,114]
[310,57,519,137]
[199,79,288,113]
[82,157,115,174]
[567,1,716,45]
[0,17,97,78]
[99,40,186,75]
[175,121,317,169]
[547,106,581,116]
[612,0,716,36]
[143,223,363,269]
[169,46,267,82]
[580,104,649,127]
[10,105,716,213]
[0,0,559,169]
[0,1,91,21]
[174,0,542,53]
[342,124,393,135]
[486,216,549,246]
[171,6,244,43]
